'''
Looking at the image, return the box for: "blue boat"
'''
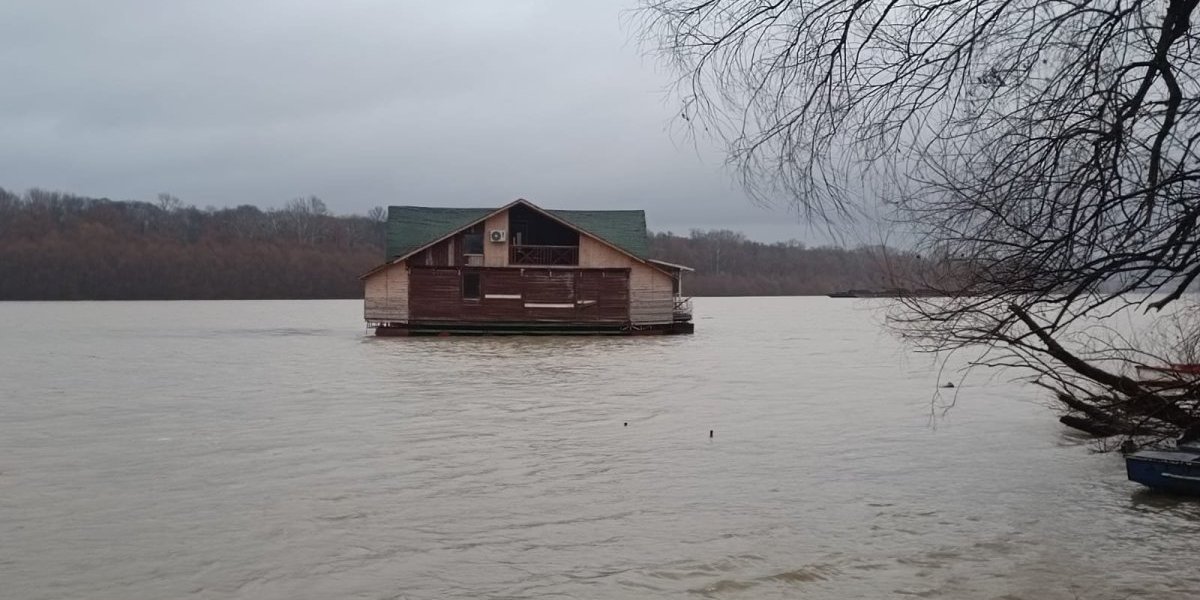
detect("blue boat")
[1126,436,1200,494]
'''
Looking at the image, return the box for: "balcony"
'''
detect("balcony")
[510,244,578,266]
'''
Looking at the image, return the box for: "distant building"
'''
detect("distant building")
[362,198,693,335]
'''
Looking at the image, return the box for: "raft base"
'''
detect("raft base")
[373,321,694,336]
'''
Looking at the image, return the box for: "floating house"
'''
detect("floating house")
[362,199,693,335]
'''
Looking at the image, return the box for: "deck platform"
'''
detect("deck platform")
[373,321,694,336]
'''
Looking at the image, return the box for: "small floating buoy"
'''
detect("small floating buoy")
[623,422,628,427]
[709,430,714,438]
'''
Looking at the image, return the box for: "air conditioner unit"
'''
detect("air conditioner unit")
[489,229,507,243]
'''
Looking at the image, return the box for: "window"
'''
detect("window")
[462,272,481,300]
[463,232,483,255]
[463,224,484,255]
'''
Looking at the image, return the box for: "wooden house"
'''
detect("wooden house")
[362,199,693,335]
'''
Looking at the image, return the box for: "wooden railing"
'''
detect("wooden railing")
[509,245,578,265]
[673,297,693,321]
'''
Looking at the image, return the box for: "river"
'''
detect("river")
[2,297,1198,599]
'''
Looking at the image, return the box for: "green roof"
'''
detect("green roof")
[386,206,493,260]
[385,201,650,260]
[547,209,649,258]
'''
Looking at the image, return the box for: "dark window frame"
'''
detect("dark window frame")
[463,232,484,255]
[462,271,481,300]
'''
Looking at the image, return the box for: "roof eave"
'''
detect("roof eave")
[359,257,404,279]
[647,258,694,272]
[387,199,525,264]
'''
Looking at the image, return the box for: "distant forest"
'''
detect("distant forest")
[649,231,921,296]
[0,188,921,300]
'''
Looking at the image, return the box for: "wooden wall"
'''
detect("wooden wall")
[363,261,409,322]
[578,236,675,325]
[408,267,629,323]
[483,212,509,267]
[410,237,458,267]
[407,212,508,268]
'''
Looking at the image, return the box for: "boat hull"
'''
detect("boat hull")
[1126,449,1200,494]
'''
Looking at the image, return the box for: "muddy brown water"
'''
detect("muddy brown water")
[2,298,1198,599]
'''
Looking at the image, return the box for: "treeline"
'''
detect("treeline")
[650,230,925,296]
[0,188,924,299]
[0,188,384,300]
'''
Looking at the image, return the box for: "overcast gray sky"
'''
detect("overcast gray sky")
[0,0,850,242]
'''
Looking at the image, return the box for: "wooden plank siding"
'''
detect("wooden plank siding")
[482,211,509,267]
[363,261,409,322]
[410,237,459,267]
[408,266,629,323]
[578,235,675,325]
[407,227,488,268]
